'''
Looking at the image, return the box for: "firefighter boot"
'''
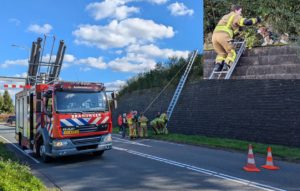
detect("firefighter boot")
[223,61,231,71]
[213,62,224,72]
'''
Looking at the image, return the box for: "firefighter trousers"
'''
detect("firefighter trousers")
[129,124,136,138]
[139,125,148,137]
[212,31,236,66]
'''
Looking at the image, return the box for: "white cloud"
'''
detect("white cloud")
[107,44,189,73]
[105,80,126,90]
[79,67,92,72]
[147,0,168,4]
[9,18,21,26]
[73,18,174,49]
[64,54,76,62]
[14,72,28,78]
[75,57,107,69]
[168,2,194,16]
[108,54,157,73]
[126,44,189,59]
[41,54,76,63]
[115,50,123,55]
[1,59,28,68]
[1,53,75,69]
[86,0,139,21]
[27,24,53,34]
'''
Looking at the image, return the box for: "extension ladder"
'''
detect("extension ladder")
[209,40,246,79]
[166,50,198,120]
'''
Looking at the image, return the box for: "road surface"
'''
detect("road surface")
[1,124,299,191]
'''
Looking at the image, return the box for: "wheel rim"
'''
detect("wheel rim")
[40,144,46,157]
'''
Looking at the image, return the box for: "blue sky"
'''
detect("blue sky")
[0,0,203,92]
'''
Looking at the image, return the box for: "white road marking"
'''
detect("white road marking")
[0,135,40,164]
[113,146,286,191]
[113,137,152,147]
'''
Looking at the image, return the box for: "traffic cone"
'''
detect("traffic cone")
[243,144,260,172]
[261,146,279,170]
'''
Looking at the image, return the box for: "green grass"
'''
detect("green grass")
[113,127,300,162]
[0,142,47,191]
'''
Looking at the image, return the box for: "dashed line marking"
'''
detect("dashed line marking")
[113,146,286,191]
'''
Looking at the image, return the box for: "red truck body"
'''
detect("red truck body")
[15,81,112,162]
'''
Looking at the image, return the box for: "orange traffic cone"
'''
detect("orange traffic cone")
[261,146,279,170]
[243,144,260,172]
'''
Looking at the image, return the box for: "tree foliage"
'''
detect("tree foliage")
[0,94,3,113]
[0,91,14,113]
[204,0,300,47]
[118,55,203,96]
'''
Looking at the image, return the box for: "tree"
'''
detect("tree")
[2,90,14,113]
[0,93,3,113]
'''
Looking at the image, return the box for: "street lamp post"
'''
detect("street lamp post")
[11,44,31,62]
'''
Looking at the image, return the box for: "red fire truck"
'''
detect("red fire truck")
[15,81,114,162]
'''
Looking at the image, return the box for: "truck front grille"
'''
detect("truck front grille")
[71,136,101,145]
[76,145,98,151]
[62,123,109,134]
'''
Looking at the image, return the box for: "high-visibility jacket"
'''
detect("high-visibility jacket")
[117,115,122,126]
[214,12,258,38]
[160,113,168,123]
[127,113,133,125]
[139,116,148,127]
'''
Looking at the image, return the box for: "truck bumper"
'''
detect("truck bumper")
[47,134,112,157]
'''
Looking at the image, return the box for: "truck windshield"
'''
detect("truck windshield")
[55,91,108,113]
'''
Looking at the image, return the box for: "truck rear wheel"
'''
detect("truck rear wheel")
[18,133,22,146]
[93,150,104,156]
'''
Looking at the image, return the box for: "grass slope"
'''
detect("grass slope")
[0,142,46,191]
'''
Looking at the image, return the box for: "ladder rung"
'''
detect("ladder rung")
[213,71,228,74]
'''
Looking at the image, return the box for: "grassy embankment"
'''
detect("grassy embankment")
[0,141,47,191]
[113,127,300,162]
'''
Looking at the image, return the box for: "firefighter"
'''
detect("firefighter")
[212,5,261,72]
[121,113,127,138]
[159,112,168,134]
[133,110,139,138]
[127,111,136,139]
[150,117,160,135]
[117,114,122,133]
[138,113,148,138]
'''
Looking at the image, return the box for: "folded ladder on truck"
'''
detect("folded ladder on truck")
[209,40,246,80]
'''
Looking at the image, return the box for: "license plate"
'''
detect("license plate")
[63,130,79,135]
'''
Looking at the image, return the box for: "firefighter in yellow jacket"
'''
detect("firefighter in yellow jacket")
[138,113,148,138]
[212,5,261,71]
[127,111,136,139]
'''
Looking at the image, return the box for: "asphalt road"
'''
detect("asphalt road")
[1,124,300,191]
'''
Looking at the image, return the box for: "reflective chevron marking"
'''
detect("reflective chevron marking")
[60,116,108,127]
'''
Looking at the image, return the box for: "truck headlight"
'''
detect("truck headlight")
[53,140,69,147]
[103,134,112,143]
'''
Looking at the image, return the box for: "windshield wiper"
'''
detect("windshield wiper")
[82,110,106,113]
[56,111,84,114]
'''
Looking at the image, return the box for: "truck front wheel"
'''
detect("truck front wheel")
[36,140,52,163]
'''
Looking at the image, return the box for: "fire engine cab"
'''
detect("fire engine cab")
[16,82,112,162]
[15,81,113,162]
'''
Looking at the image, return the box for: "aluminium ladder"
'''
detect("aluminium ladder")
[209,40,246,79]
[27,35,66,86]
[166,50,198,121]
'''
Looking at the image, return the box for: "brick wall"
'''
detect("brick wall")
[115,80,300,148]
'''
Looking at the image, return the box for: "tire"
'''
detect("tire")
[37,141,52,163]
[93,150,104,157]
[18,133,22,146]
[18,133,26,150]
